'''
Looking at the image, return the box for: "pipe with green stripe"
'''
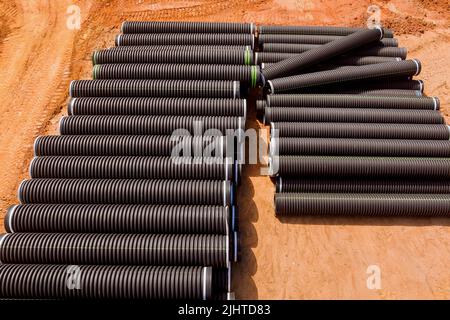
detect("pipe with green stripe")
[92,63,261,87]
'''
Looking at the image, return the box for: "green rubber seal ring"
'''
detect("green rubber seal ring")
[250,65,257,87]
[244,49,250,65]
[93,64,98,79]
[92,51,97,65]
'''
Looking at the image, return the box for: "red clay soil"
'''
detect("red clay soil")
[0,0,449,299]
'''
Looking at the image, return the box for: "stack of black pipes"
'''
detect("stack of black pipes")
[0,21,261,300]
[257,25,450,217]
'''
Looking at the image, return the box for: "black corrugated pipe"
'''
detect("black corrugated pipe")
[69,80,241,98]
[256,52,399,65]
[68,97,247,116]
[270,122,450,140]
[267,59,421,92]
[120,21,255,34]
[92,64,260,87]
[4,204,234,234]
[262,43,406,58]
[34,135,228,157]
[29,156,236,181]
[0,264,214,300]
[18,179,235,206]
[276,177,450,194]
[258,25,394,37]
[262,27,384,79]
[261,63,412,75]
[270,138,450,157]
[284,79,424,93]
[275,193,450,217]
[0,233,230,267]
[263,94,439,110]
[269,156,450,178]
[92,49,254,65]
[263,107,444,124]
[115,33,255,48]
[258,34,397,46]
[322,89,422,97]
[106,45,251,51]
[59,115,246,135]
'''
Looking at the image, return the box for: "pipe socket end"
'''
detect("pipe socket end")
[69,80,75,97]
[234,160,240,186]
[256,100,267,112]
[276,176,283,193]
[202,267,213,300]
[58,116,67,135]
[33,136,41,156]
[227,292,236,300]
[263,107,271,125]
[233,81,240,99]
[432,97,440,110]
[267,80,275,94]
[224,181,234,206]
[4,205,17,233]
[268,156,278,177]
[413,59,422,75]
[68,98,76,116]
[91,51,97,65]
[29,156,37,178]
[0,233,8,262]
[269,137,277,156]
[17,180,27,204]
[374,26,384,40]
[231,205,239,232]
[233,231,240,262]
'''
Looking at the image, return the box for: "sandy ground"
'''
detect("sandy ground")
[0,0,449,299]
